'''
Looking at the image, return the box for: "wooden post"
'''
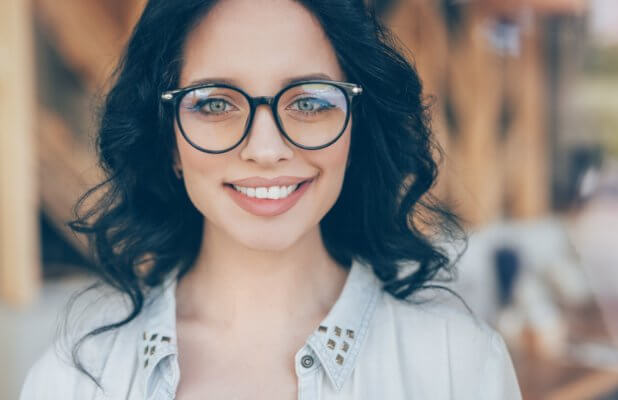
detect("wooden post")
[0,0,40,305]
[387,0,451,200]
[33,0,144,91]
[503,23,550,218]
[447,8,506,226]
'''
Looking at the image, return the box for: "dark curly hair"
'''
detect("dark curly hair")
[67,0,466,386]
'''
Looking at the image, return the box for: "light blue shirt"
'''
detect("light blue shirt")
[20,259,522,399]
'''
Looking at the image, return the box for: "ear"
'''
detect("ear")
[172,146,180,166]
[172,147,183,179]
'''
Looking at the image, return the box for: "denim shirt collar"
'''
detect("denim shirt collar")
[136,258,382,394]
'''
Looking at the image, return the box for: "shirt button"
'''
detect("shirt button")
[300,354,314,368]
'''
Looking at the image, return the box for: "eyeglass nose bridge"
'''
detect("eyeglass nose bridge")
[251,96,275,107]
[243,95,288,147]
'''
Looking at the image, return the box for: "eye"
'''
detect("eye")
[288,97,334,113]
[195,98,237,114]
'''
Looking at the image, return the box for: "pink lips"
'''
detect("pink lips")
[224,176,315,217]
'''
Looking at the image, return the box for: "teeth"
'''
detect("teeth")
[232,184,300,199]
[267,186,280,199]
[255,187,268,199]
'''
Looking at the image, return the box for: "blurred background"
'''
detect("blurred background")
[1,0,617,398]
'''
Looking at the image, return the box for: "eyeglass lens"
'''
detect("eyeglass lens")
[177,83,349,152]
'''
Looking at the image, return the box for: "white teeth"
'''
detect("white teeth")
[267,186,280,199]
[232,183,301,199]
[255,187,268,199]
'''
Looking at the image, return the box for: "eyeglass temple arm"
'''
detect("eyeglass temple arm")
[338,83,363,97]
[161,89,182,102]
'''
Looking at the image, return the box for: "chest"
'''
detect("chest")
[174,321,303,400]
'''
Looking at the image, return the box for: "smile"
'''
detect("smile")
[231,183,300,200]
[223,177,315,217]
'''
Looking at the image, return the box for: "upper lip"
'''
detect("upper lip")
[226,176,314,187]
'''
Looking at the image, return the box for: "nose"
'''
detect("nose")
[239,104,294,165]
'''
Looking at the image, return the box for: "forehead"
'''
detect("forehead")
[180,0,344,92]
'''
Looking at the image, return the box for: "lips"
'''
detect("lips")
[223,175,316,217]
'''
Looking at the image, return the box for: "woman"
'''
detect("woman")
[21,0,521,398]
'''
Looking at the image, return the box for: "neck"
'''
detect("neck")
[175,223,349,332]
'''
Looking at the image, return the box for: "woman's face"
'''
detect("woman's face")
[174,0,351,251]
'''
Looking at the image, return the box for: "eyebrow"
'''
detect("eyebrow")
[187,73,334,88]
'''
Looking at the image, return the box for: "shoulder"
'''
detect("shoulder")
[384,292,497,351]
[366,290,522,399]
[19,282,144,400]
[19,344,86,400]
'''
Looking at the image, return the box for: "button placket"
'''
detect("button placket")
[296,345,321,378]
[296,348,321,400]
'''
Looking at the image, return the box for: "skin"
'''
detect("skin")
[172,0,352,398]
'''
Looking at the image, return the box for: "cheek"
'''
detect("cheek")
[174,129,226,206]
[175,128,223,177]
[310,127,351,192]
[326,126,351,173]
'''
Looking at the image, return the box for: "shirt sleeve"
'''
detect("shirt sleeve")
[19,346,79,400]
[481,330,522,400]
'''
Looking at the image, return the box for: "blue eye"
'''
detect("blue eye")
[193,98,235,114]
[289,97,335,113]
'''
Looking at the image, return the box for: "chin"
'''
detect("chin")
[237,233,302,252]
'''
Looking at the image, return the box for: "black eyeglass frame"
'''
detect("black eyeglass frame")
[161,79,363,154]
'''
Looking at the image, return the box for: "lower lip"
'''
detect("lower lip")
[224,179,313,217]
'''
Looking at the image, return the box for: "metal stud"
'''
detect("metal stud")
[144,346,149,355]
[144,359,149,368]
[300,355,314,368]
[150,333,158,341]
[327,339,336,350]
[150,346,156,355]
[341,341,349,352]
[143,332,147,340]
[346,329,355,339]
[161,336,171,343]
[334,326,342,336]
[336,354,344,365]
[318,325,328,333]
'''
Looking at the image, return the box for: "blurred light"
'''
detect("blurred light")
[589,0,618,45]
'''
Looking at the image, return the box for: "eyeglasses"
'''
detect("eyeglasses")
[161,80,363,154]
